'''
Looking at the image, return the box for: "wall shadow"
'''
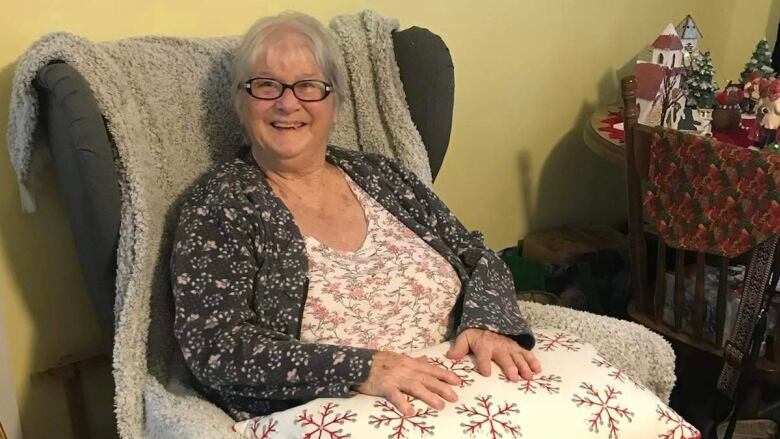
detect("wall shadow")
[518,68,628,235]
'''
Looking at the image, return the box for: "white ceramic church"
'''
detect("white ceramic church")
[634,24,689,126]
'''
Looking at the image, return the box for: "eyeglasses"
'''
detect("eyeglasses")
[241,77,333,102]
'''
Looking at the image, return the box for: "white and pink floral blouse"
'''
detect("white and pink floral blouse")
[300,173,462,352]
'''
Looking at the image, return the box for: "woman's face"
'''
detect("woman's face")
[240,30,336,164]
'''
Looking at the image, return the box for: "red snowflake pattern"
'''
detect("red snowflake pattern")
[368,397,438,438]
[591,356,647,390]
[656,406,701,439]
[236,418,278,438]
[499,372,561,394]
[428,356,477,387]
[536,332,582,352]
[456,395,521,439]
[295,402,357,439]
[572,382,634,438]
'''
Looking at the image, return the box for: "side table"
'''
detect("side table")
[583,104,625,167]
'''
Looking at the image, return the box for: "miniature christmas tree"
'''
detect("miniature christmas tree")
[686,50,719,109]
[740,39,776,80]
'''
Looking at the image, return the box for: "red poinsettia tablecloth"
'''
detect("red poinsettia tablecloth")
[597,111,754,148]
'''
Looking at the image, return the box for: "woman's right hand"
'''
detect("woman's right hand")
[354,351,461,416]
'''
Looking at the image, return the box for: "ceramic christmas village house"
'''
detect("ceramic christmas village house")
[634,23,689,127]
[632,15,779,150]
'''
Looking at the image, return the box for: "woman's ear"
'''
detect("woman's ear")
[332,103,340,125]
[235,94,247,125]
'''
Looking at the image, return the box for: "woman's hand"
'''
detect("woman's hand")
[446,328,541,381]
[355,351,462,416]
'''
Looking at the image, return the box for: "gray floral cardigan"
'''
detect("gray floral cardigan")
[171,146,535,420]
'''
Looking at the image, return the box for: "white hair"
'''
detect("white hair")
[231,12,347,116]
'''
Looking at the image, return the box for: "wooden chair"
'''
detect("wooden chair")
[621,75,780,437]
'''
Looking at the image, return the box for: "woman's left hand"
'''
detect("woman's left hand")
[446,328,541,381]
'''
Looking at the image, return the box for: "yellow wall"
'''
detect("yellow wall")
[0,0,778,437]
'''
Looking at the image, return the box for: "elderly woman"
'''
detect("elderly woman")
[171,12,540,421]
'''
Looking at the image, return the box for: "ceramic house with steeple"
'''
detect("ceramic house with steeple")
[634,24,688,126]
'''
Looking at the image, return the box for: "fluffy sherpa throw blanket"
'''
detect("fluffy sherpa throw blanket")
[6,10,675,439]
[7,11,432,212]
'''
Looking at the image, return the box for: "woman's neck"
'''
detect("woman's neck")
[251,146,334,197]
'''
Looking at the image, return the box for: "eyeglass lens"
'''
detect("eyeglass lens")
[248,79,329,101]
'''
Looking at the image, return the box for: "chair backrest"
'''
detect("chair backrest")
[33,27,454,340]
[621,74,780,436]
[624,75,728,347]
[621,75,779,354]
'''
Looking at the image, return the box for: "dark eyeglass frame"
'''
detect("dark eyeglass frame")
[241,77,334,102]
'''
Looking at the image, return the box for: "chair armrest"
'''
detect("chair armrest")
[144,377,240,439]
[520,301,676,404]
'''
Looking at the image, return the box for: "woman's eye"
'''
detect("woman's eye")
[301,81,328,90]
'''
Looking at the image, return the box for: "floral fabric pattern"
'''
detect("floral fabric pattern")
[171,145,534,420]
[301,172,461,351]
[644,129,780,258]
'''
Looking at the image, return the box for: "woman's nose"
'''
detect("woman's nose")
[274,87,301,113]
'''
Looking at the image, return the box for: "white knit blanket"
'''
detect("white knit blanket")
[5,10,674,439]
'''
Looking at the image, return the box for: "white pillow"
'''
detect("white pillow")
[233,328,699,438]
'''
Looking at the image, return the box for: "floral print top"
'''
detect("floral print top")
[171,146,535,421]
[300,171,462,352]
